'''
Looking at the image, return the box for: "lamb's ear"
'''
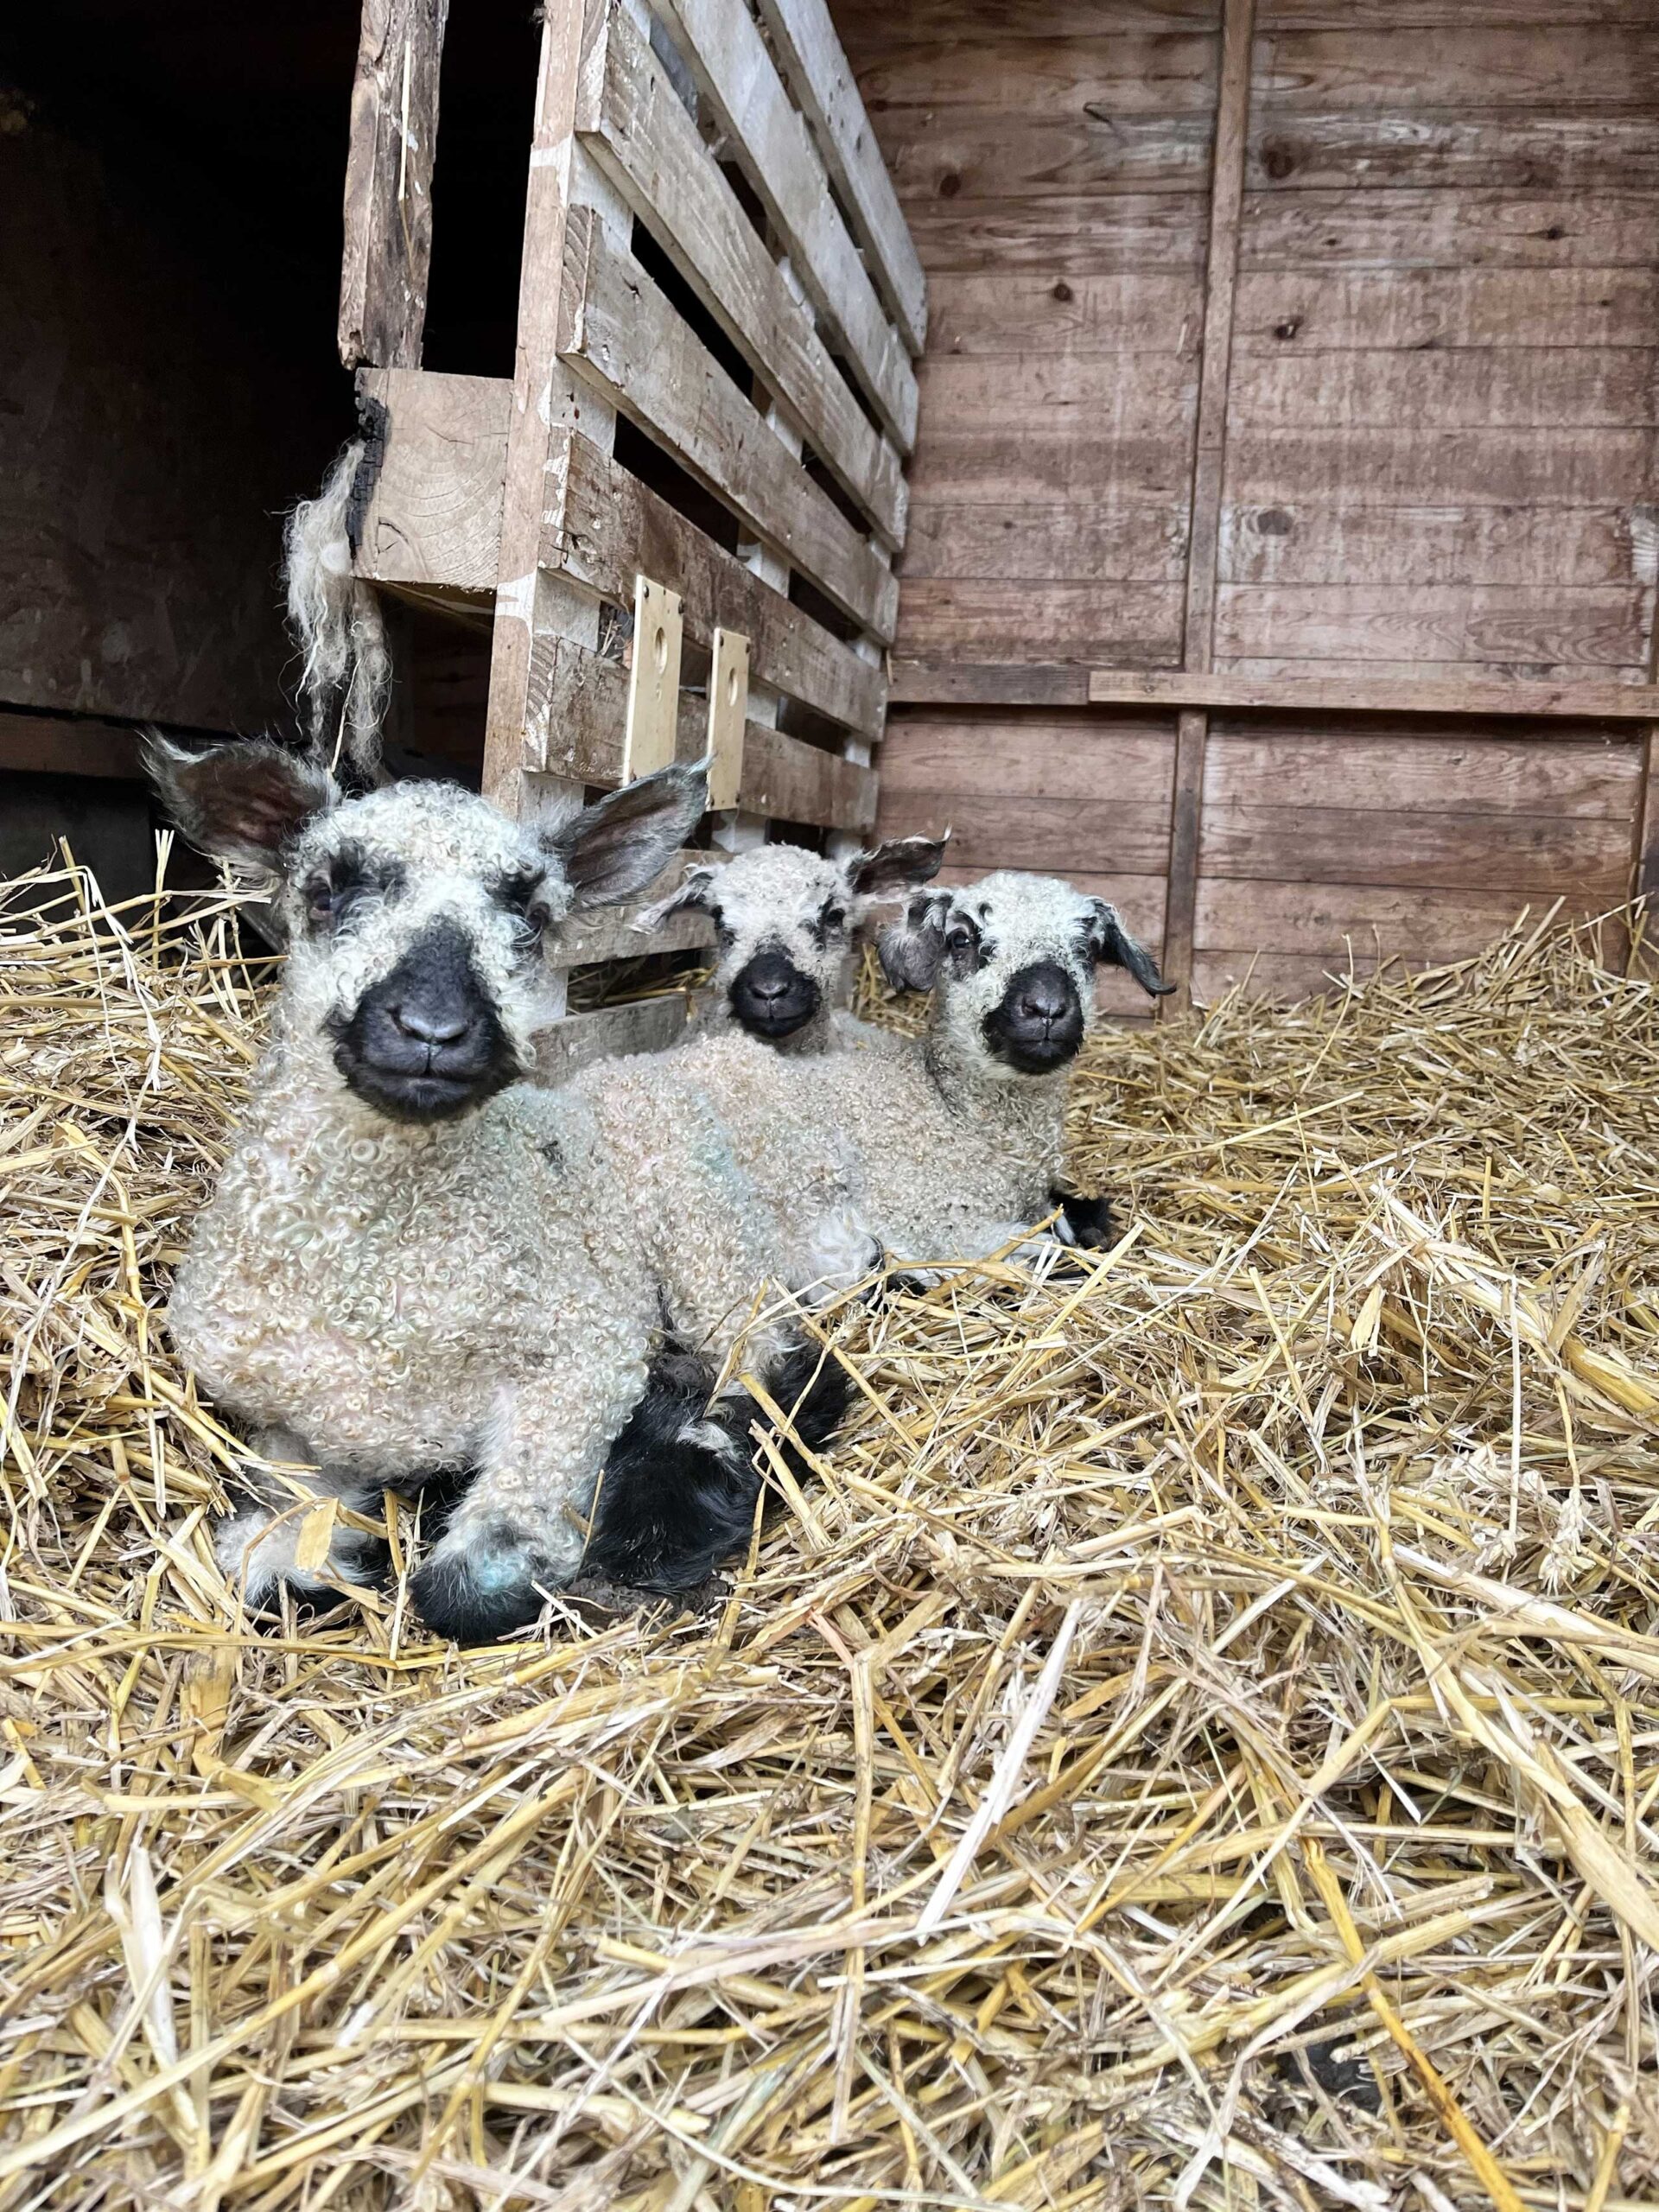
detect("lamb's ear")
[545,758,709,909]
[844,830,950,902]
[632,862,719,935]
[1083,899,1174,997]
[877,892,949,993]
[141,732,339,872]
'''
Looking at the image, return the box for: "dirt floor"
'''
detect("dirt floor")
[3,862,1657,2209]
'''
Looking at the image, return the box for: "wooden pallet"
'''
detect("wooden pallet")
[338,0,925,1060]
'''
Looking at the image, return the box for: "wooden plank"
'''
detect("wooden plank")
[906,435,1192,505]
[353,367,510,599]
[901,501,1190,583]
[1233,269,1659,353]
[547,431,886,739]
[1199,804,1634,893]
[482,0,605,821]
[917,355,1194,438]
[1246,111,1659,194]
[338,0,448,370]
[903,194,1210,276]
[1241,190,1659,273]
[878,790,1173,876]
[926,272,1203,357]
[1255,27,1659,111]
[622,575,683,780]
[751,0,928,354]
[545,854,714,972]
[652,0,918,448]
[1221,504,1648,589]
[890,663,1092,708]
[575,5,906,544]
[705,630,748,814]
[556,208,899,641]
[1163,0,1254,1009]
[1195,879,1569,959]
[533,995,688,1084]
[1226,350,1659,432]
[0,714,143,781]
[1224,427,1656,509]
[1089,670,1659,720]
[1214,584,1650,675]
[874,110,1213,200]
[1203,726,1643,819]
[854,31,1220,115]
[877,716,1175,806]
[521,637,876,831]
[896,582,1184,667]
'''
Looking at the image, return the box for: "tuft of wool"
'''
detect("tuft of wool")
[283,440,391,782]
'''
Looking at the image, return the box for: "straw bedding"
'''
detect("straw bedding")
[2,861,1657,2212]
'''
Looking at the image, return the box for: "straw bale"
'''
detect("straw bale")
[3,859,1657,2210]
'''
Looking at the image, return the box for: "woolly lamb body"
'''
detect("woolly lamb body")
[147,741,833,1637]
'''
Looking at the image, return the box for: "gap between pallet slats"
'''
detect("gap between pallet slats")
[575,3,906,545]
[652,0,918,449]
[751,0,927,357]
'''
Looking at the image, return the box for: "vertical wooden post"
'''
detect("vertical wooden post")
[1160,0,1255,1010]
[706,630,750,812]
[339,0,450,371]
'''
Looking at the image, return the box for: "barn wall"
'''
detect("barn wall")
[841,0,1659,1002]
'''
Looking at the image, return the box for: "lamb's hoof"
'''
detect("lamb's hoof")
[410,1519,558,1645]
[1052,1191,1116,1251]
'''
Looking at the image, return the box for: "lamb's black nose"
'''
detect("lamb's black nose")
[391,999,471,1046]
[749,969,792,1006]
[1014,974,1071,1030]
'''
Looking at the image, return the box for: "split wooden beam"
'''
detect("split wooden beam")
[339,0,449,370]
[1161,0,1255,1012]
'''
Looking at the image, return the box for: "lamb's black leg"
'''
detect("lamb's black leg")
[1051,1187,1116,1250]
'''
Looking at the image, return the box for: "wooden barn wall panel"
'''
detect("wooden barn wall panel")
[837,0,1217,689]
[1225,15,1659,685]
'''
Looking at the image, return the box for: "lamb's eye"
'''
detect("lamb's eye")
[821,906,847,936]
[304,873,361,931]
[948,925,973,952]
[495,872,550,941]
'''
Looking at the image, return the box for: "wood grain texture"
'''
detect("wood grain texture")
[353,367,509,597]
[889,663,1094,708]
[1241,190,1659,272]
[1224,428,1656,508]
[877,715,1175,804]
[1088,670,1659,719]
[1205,724,1643,817]
[855,31,1221,115]
[1221,504,1651,589]
[1200,802,1633,893]
[1234,270,1659,351]
[575,4,906,543]
[1214,583,1651,675]
[1246,111,1659,194]
[925,272,1203,357]
[1255,27,1659,111]
[338,0,449,371]
[895,582,1184,667]
[878,788,1171,875]
[547,431,885,738]
[655,0,918,448]
[1194,879,1576,958]
[900,501,1190,583]
[752,0,927,353]
[1228,349,1659,431]
[556,209,898,640]
[874,111,1215,200]
[903,194,1209,276]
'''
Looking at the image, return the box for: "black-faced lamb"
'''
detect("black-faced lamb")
[144,737,846,1640]
[586,871,1171,1273]
[635,835,946,1051]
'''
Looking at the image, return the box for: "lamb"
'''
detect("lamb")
[582,872,1172,1273]
[144,735,847,1642]
[635,834,946,1052]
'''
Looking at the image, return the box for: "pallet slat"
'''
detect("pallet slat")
[654,0,918,449]
[752,0,928,355]
[1088,670,1659,721]
[556,208,899,642]
[338,0,448,371]
[575,3,906,545]
[532,995,688,1083]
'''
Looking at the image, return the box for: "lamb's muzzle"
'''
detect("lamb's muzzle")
[328,919,520,1121]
